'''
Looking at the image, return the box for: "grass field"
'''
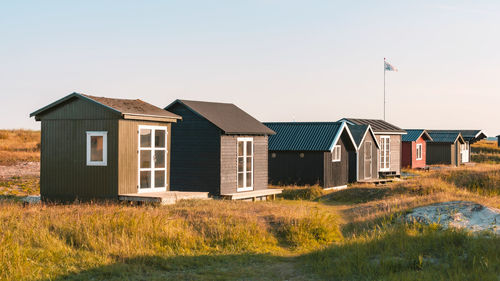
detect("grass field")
[1,133,500,280]
[472,140,500,164]
[0,130,40,166]
[1,164,500,280]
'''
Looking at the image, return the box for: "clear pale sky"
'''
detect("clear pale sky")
[1,1,499,135]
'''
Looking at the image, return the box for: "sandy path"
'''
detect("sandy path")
[0,162,40,178]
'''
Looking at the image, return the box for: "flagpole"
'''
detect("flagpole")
[383,58,386,121]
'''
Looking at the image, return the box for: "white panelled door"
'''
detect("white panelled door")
[138,126,167,193]
[380,136,390,171]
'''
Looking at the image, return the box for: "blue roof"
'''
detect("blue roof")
[402,129,432,142]
[427,131,464,143]
[264,122,345,151]
[427,130,486,143]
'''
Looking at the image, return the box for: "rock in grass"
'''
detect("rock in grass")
[406,201,500,235]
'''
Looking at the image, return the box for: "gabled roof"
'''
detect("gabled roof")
[347,124,380,149]
[263,122,356,151]
[339,118,406,134]
[427,130,465,144]
[30,92,181,121]
[402,129,433,142]
[165,99,275,135]
[427,130,486,143]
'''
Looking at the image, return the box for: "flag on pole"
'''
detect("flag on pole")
[384,60,398,71]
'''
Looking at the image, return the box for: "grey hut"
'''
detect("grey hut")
[30,93,181,202]
[347,124,380,181]
[426,131,466,166]
[264,122,357,189]
[164,100,281,200]
[340,118,406,177]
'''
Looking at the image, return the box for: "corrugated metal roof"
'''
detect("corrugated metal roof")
[166,100,275,135]
[402,129,432,142]
[340,118,406,133]
[427,130,486,143]
[347,124,368,147]
[264,122,343,151]
[427,131,463,143]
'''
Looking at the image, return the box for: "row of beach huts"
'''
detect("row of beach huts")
[30,93,486,203]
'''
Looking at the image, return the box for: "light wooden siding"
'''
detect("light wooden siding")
[117,120,172,194]
[40,119,119,201]
[358,132,379,180]
[220,135,268,195]
[168,103,221,194]
[38,97,119,120]
[375,134,401,175]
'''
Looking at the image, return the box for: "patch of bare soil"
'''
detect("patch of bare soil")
[0,162,39,179]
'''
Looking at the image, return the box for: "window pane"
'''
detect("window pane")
[140,171,151,189]
[140,150,151,168]
[140,129,152,148]
[238,157,244,172]
[246,141,252,156]
[155,171,165,187]
[155,130,166,148]
[238,141,244,156]
[155,150,165,168]
[238,173,243,188]
[246,156,252,171]
[90,136,103,161]
[246,172,252,187]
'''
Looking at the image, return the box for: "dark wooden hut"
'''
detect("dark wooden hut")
[401,129,433,169]
[165,100,280,200]
[428,130,486,163]
[340,118,406,177]
[264,122,357,189]
[426,131,465,166]
[30,92,181,202]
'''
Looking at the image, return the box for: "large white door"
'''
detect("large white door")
[138,126,167,193]
[461,143,469,163]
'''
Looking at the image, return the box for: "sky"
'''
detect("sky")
[1,0,499,135]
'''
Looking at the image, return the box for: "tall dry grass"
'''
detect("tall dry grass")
[0,130,40,166]
[471,140,500,163]
[0,200,342,280]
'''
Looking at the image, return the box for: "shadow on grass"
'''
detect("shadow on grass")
[40,225,500,281]
[42,253,301,281]
[318,187,400,204]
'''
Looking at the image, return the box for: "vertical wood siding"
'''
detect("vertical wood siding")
[426,143,452,165]
[168,103,222,194]
[375,134,401,175]
[40,119,119,202]
[38,97,119,120]
[117,120,172,194]
[323,131,353,188]
[268,151,324,186]
[358,131,379,180]
[220,135,268,195]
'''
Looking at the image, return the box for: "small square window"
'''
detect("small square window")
[86,131,107,166]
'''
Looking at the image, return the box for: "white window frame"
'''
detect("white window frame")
[137,125,168,193]
[332,145,341,162]
[416,143,423,160]
[380,136,390,171]
[86,131,107,166]
[237,137,253,192]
